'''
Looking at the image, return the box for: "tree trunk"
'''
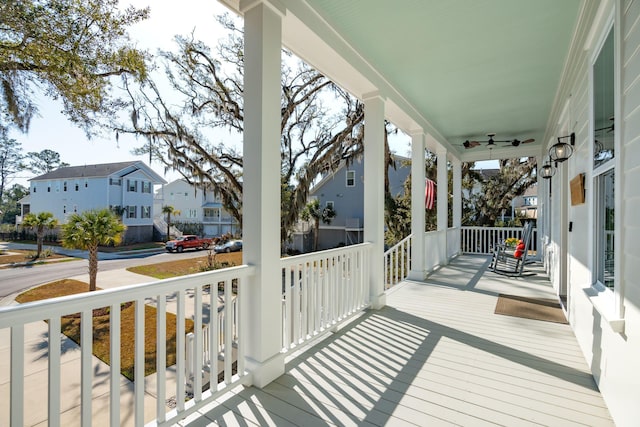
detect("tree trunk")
[166,214,171,241]
[36,230,44,259]
[88,246,99,291]
[314,220,319,251]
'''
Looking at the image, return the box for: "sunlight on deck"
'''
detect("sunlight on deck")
[180,256,613,426]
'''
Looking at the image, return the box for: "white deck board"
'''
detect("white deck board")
[182,255,614,426]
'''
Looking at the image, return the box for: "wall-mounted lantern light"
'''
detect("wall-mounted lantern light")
[549,132,575,164]
[540,160,556,179]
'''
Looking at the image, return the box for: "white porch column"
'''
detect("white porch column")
[452,157,462,256]
[535,155,543,262]
[363,92,386,309]
[408,130,426,281]
[241,0,285,388]
[436,146,448,264]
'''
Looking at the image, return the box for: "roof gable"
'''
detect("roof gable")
[30,161,167,184]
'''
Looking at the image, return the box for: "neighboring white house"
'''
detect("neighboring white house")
[154,179,240,238]
[513,184,538,219]
[19,161,166,243]
[291,154,411,252]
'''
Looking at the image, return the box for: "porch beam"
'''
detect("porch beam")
[408,130,426,280]
[241,0,285,387]
[363,91,386,309]
[437,146,448,264]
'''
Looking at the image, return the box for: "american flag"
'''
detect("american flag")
[425,178,436,210]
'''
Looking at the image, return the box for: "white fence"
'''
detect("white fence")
[447,227,460,258]
[460,226,538,255]
[383,235,412,289]
[0,265,253,427]
[185,298,238,395]
[280,243,371,351]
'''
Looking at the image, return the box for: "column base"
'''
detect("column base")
[370,293,387,310]
[245,352,285,388]
[407,269,426,281]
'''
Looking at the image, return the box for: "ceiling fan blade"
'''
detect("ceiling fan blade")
[521,138,535,144]
[463,140,481,148]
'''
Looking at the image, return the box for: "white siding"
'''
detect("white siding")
[29,177,107,221]
[546,2,640,425]
[120,170,155,227]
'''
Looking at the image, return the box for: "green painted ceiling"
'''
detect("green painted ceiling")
[305,0,582,158]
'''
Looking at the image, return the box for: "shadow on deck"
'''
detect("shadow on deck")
[182,255,613,426]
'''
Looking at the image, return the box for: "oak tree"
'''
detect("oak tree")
[0,0,149,133]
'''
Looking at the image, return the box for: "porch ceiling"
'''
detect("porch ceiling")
[298,0,582,161]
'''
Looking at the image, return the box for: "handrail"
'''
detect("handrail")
[460,226,538,255]
[280,243,372,351]
[384,234,412,289]
[1,265,254,427]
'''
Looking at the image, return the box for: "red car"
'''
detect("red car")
[165,235,212,253]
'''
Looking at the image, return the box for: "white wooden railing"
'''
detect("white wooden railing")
[185,298,238,395]
[280,243,371,351]
[460,226,538,255]
[447,227,460,258]
[383,234,412,289]
[0,265,253,427]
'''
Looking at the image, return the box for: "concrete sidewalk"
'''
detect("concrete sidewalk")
[0,268,188,426]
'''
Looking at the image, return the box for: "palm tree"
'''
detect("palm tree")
[161,205,180,241]
[61,209,126,291]
[301,199,336,251]
[22,211,58,259]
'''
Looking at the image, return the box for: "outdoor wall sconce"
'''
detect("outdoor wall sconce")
[549,132,575,163]
[540,160,556,179]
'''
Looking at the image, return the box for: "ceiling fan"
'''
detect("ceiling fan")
[463,133,535,149]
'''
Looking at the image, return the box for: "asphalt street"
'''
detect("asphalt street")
[0,243,212,298]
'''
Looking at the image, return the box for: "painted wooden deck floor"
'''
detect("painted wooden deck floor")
[180,255,614,426]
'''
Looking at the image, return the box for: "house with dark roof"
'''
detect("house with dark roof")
[290,154,411,252]
[19,161,166,243]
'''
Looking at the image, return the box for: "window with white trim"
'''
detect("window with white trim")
[346,170,355,187]
[128,180,137,192]
[127,205,137,218]
[141,206,151,218]
[142,181,152,193]
[592,25,616,292]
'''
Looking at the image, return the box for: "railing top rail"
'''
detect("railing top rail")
[383,234,412,257]
[461,226,526,232]
[0,264,255,328]
[280,242,372,267]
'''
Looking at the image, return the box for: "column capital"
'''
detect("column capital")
[362,90,385,102]
[408,128,424,137]
[240,0,286,17]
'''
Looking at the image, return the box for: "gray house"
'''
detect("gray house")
[292,154,410,251]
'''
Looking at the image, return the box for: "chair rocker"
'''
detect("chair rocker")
[491,222,533,276]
